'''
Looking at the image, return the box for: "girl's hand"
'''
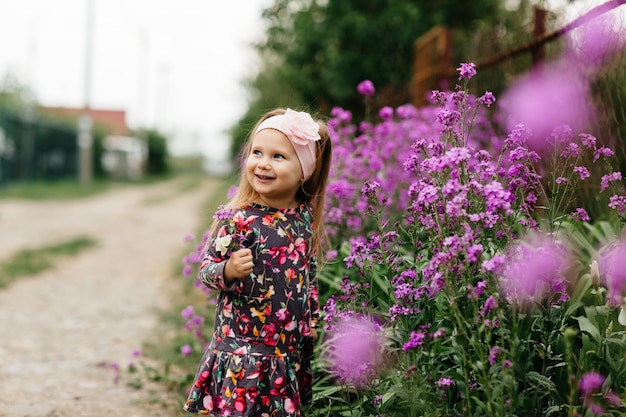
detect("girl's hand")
[224,248,254,283]
[311,328,318,342]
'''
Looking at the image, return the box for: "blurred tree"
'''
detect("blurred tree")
[142,128,170,176]
[228,0,504,159]
[0,74,37,114]
[257,0,502,110]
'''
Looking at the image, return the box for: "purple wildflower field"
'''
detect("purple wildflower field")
[178,21,626,415]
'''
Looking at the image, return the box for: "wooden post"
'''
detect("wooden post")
[532,6,548,65]
[410,26,453,108]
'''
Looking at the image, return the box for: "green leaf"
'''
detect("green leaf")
[574,316,602,342]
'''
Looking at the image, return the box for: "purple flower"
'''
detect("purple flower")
[481,295,498,317]
[566,12,620,68]
[579,133,597,149]
[326,314,389,387]
[596,241,626,306]
[226,185,238,199]
[489,346,502,365]
[600,172,622,191]
[111,361,120,384]
[500,62,596,150]
[500,233,573,306]
[430,89,447,104]
[477,91,496,107]
[457,62,476,81]
[181,344,193,357]
[561,142,581,158]
[481,255,505,274]
[436,377,456,389]
[432,328,446,339]
[571,208,590,222]
[361,180,381,199]
[402,330,426,352]
[579,372,605,394]
[593,146,614,162]
[181,305,195,319]
[608,195,626,215]
[573,166,590,180]
[379,106,394,120]
[357,80,376,96]
[214,205,234,220]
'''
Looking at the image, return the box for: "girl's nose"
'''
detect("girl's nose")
[257,157,271,170]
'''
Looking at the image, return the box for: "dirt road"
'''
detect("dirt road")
[0,176,218,417]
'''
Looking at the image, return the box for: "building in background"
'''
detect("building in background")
[41,106,147,180]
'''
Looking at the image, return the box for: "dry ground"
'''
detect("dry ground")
[0,176,218,417]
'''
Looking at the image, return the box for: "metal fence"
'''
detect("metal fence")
[0,110,79,185]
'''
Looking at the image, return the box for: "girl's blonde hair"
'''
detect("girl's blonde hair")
[212,108,332,261]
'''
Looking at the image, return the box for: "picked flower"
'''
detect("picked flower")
[211,206,258,257]
[215,234,233,256]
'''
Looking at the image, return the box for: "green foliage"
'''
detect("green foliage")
[257,0,502,110]
[0,178,113,199]
[0,74,37,113]
[228,0,507,157]
[142,128,170,176]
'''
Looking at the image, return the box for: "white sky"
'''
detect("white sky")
[0,0,271,159]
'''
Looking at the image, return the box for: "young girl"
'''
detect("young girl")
[184,108,332,417]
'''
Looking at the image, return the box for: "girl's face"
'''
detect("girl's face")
[245,128,303,208]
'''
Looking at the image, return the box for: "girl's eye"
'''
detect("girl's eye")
[252,150,262,156]
[274,154,285,159]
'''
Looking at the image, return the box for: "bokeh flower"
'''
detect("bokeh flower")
[500,62,596,151]
[566,12,623,68]
[325,314,389,387]
[579,371,605,394]
[357,80,376,96]
[181,344,193,357]
[596,240,626,306]
[499,233,573,307]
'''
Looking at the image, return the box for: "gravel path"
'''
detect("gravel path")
[0,176,217,417]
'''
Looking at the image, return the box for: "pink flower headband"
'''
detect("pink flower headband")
[254,108,321,180]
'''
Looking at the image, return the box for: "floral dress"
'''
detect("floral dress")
[184,203,320,417]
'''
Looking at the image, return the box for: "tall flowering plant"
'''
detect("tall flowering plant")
[312,64,626,417]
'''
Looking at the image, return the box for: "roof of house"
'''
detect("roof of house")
[40,106,130,136]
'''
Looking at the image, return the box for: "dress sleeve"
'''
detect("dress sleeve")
[197,223,238,292]
[309,255,321,328]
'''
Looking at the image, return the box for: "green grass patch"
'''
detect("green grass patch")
[0,179,116,200]
[0,236,98,288]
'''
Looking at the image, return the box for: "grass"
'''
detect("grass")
[0,236,98,288]
[0,179,117,200]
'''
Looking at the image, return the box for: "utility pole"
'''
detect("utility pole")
[78,0,94,185]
